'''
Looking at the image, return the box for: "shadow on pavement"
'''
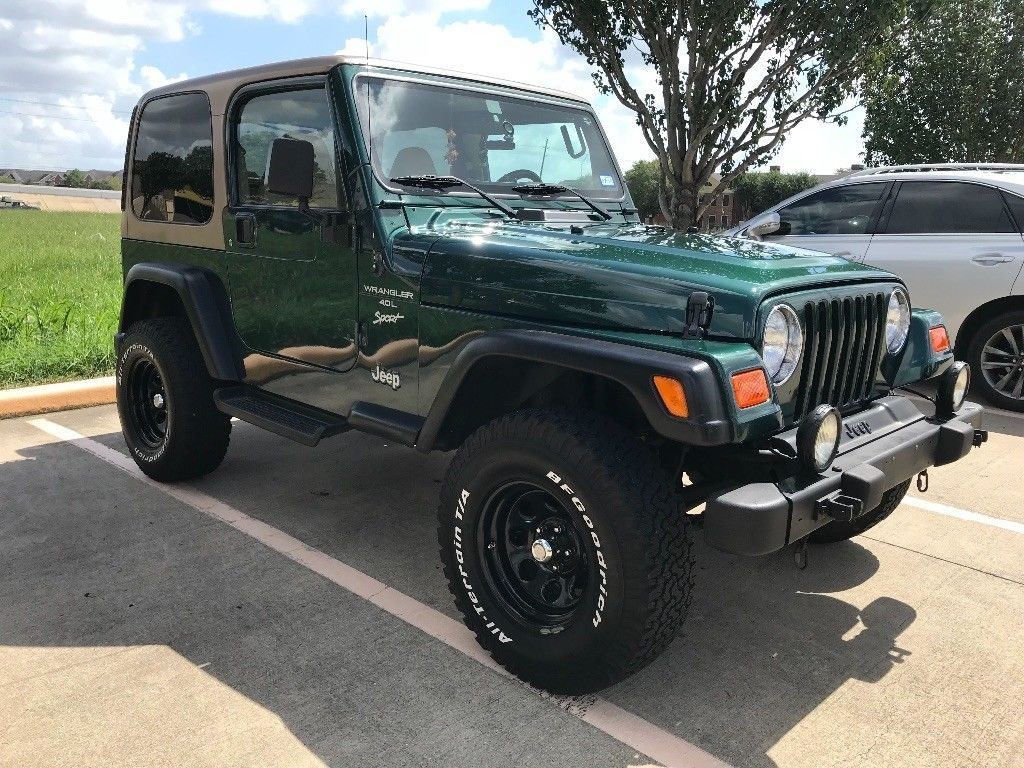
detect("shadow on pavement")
[1,427,918,768]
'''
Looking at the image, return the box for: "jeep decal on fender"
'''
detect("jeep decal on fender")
[371,364,401,390]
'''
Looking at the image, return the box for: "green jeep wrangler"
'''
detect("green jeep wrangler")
[116,55,985,694]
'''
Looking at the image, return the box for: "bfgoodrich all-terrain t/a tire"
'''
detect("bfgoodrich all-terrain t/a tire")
[438,409,695,694]
[809,479,912,544]
[116,317,231,482]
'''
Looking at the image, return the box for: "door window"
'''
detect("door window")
[776,183,885,236]
[234,87,338,209]
[131,92,214,224]
[1001,191,1024,233]
[885,181,1014,234]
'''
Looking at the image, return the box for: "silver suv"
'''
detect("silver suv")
[729,164,1024,411]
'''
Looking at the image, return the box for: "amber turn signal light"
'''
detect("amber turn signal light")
[652,376,689,418]
[731,368,770,409]
[929,325,951,353]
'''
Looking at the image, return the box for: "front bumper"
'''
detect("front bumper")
[704,396,985,555]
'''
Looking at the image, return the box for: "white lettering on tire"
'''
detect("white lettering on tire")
[546,471,607,628]
[118,342,169,462]
[453,489,512,644]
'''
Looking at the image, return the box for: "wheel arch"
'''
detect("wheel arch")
[416,330,732,452]
[954,295,1024,357]
[119,263,244,382]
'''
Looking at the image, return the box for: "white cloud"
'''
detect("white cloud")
[339,0,489,17]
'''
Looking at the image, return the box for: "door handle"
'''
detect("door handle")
[972,253,1013,266]
[235,213,257,248]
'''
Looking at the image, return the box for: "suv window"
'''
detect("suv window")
[776,183,885,236]
[234,87,338,208]
[885,181,1014,234]
[131,92,214,224]
[1000,191,1024,233]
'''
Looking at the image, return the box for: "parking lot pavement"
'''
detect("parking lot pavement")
[2,403,1023,768]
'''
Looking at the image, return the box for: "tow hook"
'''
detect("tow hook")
[974,429,989,447]
[794,539,808,570]
[916,470,929,493]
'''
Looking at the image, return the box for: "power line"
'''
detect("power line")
[0,97,132,115]
[0,107,128,127]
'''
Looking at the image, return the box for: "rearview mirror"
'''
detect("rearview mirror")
[744,211,781,240]
[267,137,315,205]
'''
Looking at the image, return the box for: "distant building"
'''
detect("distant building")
[0,167,120,188]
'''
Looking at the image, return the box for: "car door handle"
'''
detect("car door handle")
[972,253,1013,265]
[235,213,257,248]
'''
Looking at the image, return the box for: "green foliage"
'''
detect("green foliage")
[863,0,1024,165]
[529,0,925,229]
[733,171,819,219]
[63,169,87,188]
[624,160,661,220]
[0,211,121,386]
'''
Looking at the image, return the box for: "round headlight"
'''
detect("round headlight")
[886,288,911,354]
[797,405,842,473]
[762,304,804,384]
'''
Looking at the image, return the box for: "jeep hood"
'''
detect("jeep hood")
[417,221,897,339]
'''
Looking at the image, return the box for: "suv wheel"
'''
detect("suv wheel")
[438,408,694,694]
[809,479,911,544]
[116,318,231,481]
[968,310,1024,411]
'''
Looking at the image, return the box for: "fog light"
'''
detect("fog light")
[937,361,970,417]
[797,405,842,474]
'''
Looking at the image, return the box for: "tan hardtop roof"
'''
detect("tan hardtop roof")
[139,55,590,114]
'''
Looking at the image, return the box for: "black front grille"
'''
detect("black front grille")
[793,291,888,418]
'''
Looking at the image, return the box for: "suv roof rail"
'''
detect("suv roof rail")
[848,163,1024,177]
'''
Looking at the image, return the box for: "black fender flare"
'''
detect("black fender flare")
[415,329,734,452]
[118,263,244,382]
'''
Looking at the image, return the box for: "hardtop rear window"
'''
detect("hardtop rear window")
[131,92,214,225]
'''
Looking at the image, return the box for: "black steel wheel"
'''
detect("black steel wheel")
[124,357,168,450]
[438,408,694,694]
[116,317,231,480]
[968,310,1024,412]
[479,482,591,628]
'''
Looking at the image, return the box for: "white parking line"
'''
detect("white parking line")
[903,495,1024,535]
[28,417,729,768]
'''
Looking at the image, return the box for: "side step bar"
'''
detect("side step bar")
[213,386,426,449]
[213,386,347,447]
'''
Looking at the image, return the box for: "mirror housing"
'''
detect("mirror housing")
[743,211,781,240]
[267,137,315,205]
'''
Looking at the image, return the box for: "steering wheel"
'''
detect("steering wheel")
[496,169,543,184]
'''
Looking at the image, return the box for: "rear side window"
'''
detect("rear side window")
[131,92,214,225]
[885,181,1014,234]
[776,183,885,235]
[234,86,338,209]
[1001,192,1024,232]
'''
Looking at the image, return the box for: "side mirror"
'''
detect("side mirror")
[744,211,781,240]
[267,137,315,206]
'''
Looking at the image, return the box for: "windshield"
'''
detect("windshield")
[356,75,623,199]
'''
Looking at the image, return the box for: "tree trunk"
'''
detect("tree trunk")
[664,178,698,231]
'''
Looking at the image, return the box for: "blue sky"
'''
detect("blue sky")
[0,0,864,174]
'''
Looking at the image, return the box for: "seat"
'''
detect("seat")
[389,146,437,178]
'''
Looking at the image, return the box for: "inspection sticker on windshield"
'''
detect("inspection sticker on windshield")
[599,175,615,187]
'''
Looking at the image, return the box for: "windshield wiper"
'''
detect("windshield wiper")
[390,175,518,220]
[511,183,613,221]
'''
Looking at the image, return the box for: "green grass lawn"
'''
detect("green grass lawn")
[0,210,121,388]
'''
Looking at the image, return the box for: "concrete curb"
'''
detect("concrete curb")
[0,376,115,419]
